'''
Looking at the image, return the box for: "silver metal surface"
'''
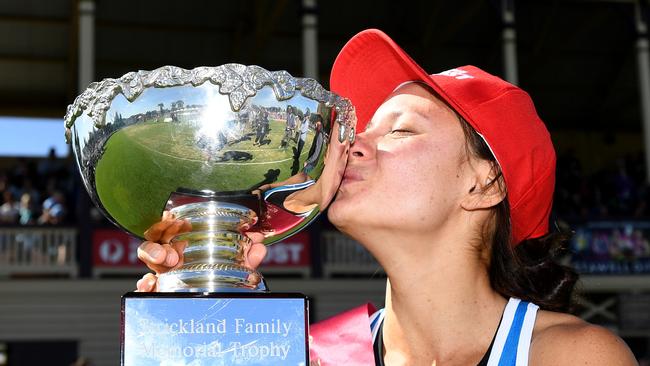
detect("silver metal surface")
[65,64,356,292]
[157,201,263,292]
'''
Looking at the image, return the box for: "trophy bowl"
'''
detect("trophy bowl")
[65,64,356,292]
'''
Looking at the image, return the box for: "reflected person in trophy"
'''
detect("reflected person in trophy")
[137,29,637,365]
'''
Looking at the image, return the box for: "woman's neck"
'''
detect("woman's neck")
[368,230,507,365]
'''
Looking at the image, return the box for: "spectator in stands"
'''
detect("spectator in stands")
[0,190,19,224]
[18,192,36,225]
[0,150,75,226]
[38,191,67,225]
[18,178,40,206]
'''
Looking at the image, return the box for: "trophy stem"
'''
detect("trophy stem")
[157,201,267,292]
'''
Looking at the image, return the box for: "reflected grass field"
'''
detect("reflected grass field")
[94,120,314,236]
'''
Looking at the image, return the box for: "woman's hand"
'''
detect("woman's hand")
[136,211,190,292]
[135,211,267,292]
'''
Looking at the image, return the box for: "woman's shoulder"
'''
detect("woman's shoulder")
[529,309,637,365]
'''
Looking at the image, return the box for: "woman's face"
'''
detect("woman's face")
[328,83,474,236]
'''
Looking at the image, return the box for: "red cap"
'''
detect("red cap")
[330,29,555,245]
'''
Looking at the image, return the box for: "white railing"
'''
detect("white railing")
[321,231,384,277]
[0,227,78,277]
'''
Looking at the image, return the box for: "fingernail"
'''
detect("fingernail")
[150,247,162,260]
[165,252,178,267]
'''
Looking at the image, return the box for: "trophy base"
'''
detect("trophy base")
[121,292,309,365]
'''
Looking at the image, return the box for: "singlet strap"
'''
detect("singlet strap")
[370,309,386,366]
[263,180,316,216]
[263,180,316,201]
[370,308,385,344]
[486,298,539,366]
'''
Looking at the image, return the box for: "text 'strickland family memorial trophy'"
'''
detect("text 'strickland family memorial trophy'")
[64,64,356,365]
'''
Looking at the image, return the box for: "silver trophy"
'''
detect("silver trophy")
[64,65,355,364]
[65,64,355,292]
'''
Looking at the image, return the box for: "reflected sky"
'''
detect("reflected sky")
[109,83,318,123]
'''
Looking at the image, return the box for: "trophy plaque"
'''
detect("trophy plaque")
[64,64,356,365]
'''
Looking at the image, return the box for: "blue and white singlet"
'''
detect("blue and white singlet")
[370,297,540,366]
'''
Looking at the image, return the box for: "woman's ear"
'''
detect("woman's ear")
[460,162,506,211]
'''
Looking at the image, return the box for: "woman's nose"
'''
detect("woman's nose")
[348,131,372,159]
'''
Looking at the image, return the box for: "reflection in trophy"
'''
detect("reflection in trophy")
[64,64,356,364]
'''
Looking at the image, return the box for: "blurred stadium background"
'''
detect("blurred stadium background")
[1,0,650,364]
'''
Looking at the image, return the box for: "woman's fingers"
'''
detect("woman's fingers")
[242,232,267,270]
[137,241,181,273]
[143,214,176,242]
[143,212,192,243]
[139,211,191,267]
[245,242,267,270]
[180,219,192,233]
[136,273,157,292]
[244,232,265,243]
[136,212,192,292]
[137,241,166,266]
[171,240,188,266]
[160,219,188,244]
[160,243,180,268]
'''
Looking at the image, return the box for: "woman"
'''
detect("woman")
[137,29,636,365]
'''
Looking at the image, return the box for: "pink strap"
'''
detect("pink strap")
[309,303,377,365]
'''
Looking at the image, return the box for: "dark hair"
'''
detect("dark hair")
[460,117,579,313]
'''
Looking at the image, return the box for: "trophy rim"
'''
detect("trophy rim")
[64,63,356,139]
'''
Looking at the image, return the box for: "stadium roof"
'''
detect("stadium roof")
[0,0,642,132]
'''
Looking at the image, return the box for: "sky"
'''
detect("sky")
[0,116,69,158]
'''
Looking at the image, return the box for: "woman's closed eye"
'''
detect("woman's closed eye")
[389,128,414,136]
